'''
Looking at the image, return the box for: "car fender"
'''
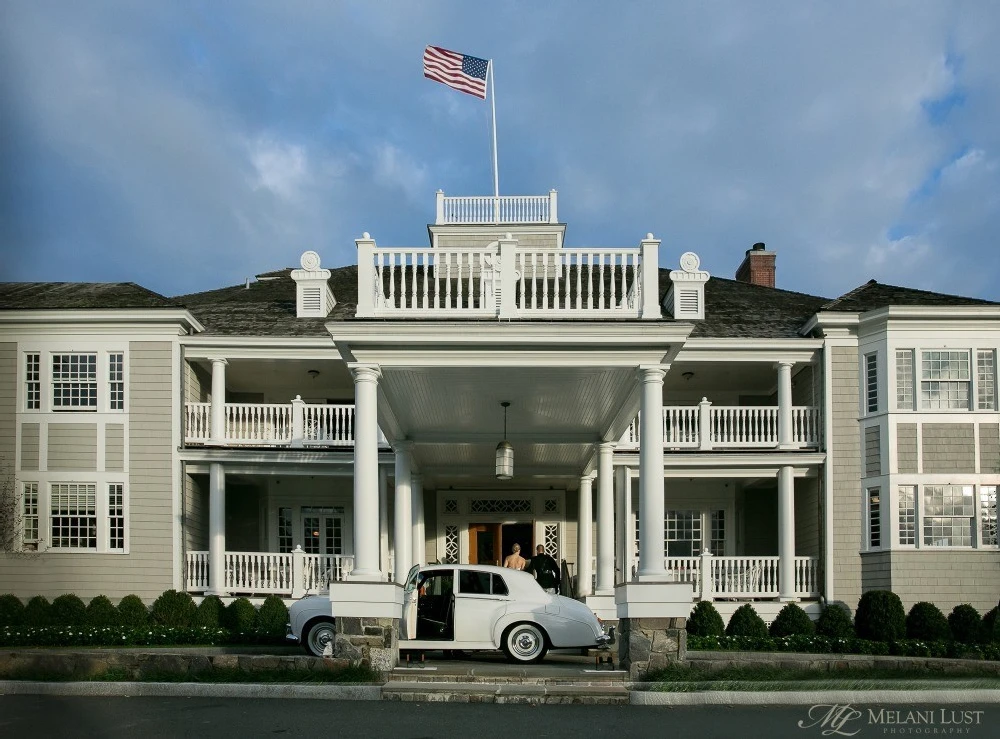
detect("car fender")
[492,608,597,649]
[289,596,334,641]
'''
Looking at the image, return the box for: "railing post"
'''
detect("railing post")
[698,397,713,451]
[291,545,305,599]
[355,232,377,318]
[699,551,714,602]
[498,233,517,319]
[290,395,305,448]
[435,189,445,225]
[549,189,558,224]
[639,234,661,319]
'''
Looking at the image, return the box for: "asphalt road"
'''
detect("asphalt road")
[0,696,996,739]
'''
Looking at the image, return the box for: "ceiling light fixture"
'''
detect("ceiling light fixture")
[307,369,320,379]
[682,371,694,381]
[495,401,513,481]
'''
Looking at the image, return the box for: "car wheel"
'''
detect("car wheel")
[303,618,336,657]
[502,623,548,663]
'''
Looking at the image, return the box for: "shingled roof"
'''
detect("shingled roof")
[0,282,179,310]
[821,279,999,312]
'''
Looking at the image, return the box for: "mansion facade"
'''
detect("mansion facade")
[1,189,998,620]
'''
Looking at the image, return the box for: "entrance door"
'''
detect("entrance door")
[468,524,501,565]
[501,523,533,563]
[302,510,344,556]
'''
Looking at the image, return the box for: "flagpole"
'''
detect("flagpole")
[488,60,499,202]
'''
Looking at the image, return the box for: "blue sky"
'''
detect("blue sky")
[1,1,999,301]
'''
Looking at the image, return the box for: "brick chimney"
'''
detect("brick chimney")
[735,242,776,288]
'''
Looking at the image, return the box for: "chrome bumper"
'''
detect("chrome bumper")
[596,625,616,647]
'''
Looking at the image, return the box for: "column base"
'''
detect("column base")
[326,582,403,673]
[584,594,617,620]
[615,582,693,679]
[344,568,386,582]
[779,595,800,603]
[205,590,230,597]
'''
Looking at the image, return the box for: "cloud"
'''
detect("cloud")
[247,136,309,201]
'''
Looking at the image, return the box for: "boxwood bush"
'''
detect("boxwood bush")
[725,604,768,638]
[150,589,197,627]
[257,595,289,639]
[0,594,24,626]
[817,603,854,638]
[982,607,999,644]
[85,595,120,627]
[117,594,149,628]
[687,601,725,637]
[769,602,816,637]
[855,590,905,642]
[948,604,982,645]
[194,594,225,628]
[23,596,53,626]
[906,602,950,641]
[225,597,259,634]
[50,594,87,625]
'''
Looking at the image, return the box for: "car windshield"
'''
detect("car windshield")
[403,565,421,593]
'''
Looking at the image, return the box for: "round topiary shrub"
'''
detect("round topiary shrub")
[769,602,816,637]
[150,589,197,627]
[23,596,52,626]
[906,602,950,642]
[948,604,982,645]
[85,595,120,627]
[194,595,225,628]
[50,594,87,625]
[117,595,149,628]
[982,607,999,644]
[854,590,906,642]
[725,603,768,638]
[257,595,289,639]
[817,603,855,638]
[0,594,24,626]
[687,601,725,637]
[224,597,259,634]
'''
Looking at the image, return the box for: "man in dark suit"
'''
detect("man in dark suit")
[526,544,560,593]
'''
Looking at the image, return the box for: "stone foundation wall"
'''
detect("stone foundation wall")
[333,616,398,672]
[618,617,687,679]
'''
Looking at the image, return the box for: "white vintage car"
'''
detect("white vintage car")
[287,563,614,663]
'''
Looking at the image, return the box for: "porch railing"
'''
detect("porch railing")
[621,402,821,450]
[185,548,355,597]
[436,190,558,225]
[622,554,819,599]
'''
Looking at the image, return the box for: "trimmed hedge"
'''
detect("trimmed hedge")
[117,595,149,628]
[50,594,87,626]
[151,590,197,627]
[0,594,24,626]
[194,595,225,628]
[24,596,53,626]
[224,597,259,634]
[726,604,768,638]
[855,590,906,642]
[85,596,120,627]
[687,601,725,637]
[948,604,982,645]
[769,603,816,637]
[983,607,1000,644]
[687,634,1000,661]
[817,603,854,638]
[257,595,289,639]
[906,602,950,642]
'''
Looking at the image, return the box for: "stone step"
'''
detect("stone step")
[388,671,626,685]
[382,681,630,705]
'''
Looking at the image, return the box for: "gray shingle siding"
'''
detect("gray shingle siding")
[831,345,862,606]
[897,424,918,473]
[864,426,881,477]
[922,423,975,473]
[980,423,1000,474]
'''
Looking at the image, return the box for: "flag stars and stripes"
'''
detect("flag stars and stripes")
[423,45,489,99]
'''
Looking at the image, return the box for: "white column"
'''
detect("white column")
[615,466,630,582]
[412,473,425,568]
[207,462,227,595]
[777,361,794,449]
[209,358,228,443]
[349,365,382,580]
[378,465,389,578]
[393,441,413,584]
[637,366,667,579]
[576,474,594,597]
[595,442,616,594]
[778,465,797,601]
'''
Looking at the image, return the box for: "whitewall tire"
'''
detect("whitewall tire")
[304,619,336,657]
[502,623,548,664]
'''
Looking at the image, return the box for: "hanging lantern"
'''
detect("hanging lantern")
[495,401,513,480]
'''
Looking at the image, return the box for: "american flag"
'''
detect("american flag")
[423,45,489,99]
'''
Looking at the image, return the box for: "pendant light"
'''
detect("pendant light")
[495,401,513,480]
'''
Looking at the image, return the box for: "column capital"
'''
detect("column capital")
[775,360,795,370]
[209,357,229,366]
[411,472,423,486]
[637,365,667,383]
[598,441,617,453]
[579,473,595,488]
[392,439,414,454]
[349,364,381,383]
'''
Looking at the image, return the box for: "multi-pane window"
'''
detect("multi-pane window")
[923,484,974,547]
[709,510,725,555]
[898,485,915,546]
[325,517,343,555]
[303,516,320,554]
[665,510,702,557]
[981,486,997,547]
[52,354,98,410]
[895,350,914,410]
[25,354,40,410]
[50,483,98,549]
[108,483,125,551]
[278,507,293,552]
[108,353,125,410]
[22,483,39,545]
[865,353,878,413]
[977,350,997,410]
[867,488,881,548]
[921,350,970,409]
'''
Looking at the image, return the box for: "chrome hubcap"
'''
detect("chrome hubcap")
[513,629,539,656]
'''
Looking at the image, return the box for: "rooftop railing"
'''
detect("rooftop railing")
[435,190,558,225]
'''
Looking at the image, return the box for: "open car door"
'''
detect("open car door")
[400,564,420,641]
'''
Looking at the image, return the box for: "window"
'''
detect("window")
[459,570,493,594]
[22,483,39,545]
[923,484,974,547]
[710,510,725,555]
[108,483,125,551]
[867,488,881,548]
[921,350,970,409]
[981,486,997,547]
[865,353,878,413]
[50,483,98,549]
[491,573,509,596]
[278,507,293,552]
[665,510,702,557]
[109,353,125,410]
[303,516,319,554]
[895,350,914,410]
[978,350,997,410]
[25,354,40,410]
[52,354,98,410]
[898,485,915,546]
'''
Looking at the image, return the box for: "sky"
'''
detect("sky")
[1,1,999,301]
